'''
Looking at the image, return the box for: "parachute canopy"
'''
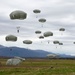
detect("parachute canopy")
[59,42,63,45]
[39,36,44,39]
[35,30,41,34]
[59,28,65,31]
[47,54,58,58]
[39,18,46,23]
[33,9,41,14]
[6,56,25,65]
[5,35,17,42]
[43,31,53,37]
[73,42,75,44]
[10,10,27,20]
[53,40,59,44]
[23,40,32,44]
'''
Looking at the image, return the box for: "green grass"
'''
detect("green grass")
[0,59,75,75]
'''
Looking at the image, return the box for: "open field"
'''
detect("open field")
[0,58,75,75]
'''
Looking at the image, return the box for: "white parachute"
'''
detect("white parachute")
[46,54,58,58]
[6,56,25,65]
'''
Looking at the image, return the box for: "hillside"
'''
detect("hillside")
[0,45,73,58]
[0,46,51,57]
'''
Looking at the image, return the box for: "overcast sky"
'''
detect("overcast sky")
[0,0,75,55]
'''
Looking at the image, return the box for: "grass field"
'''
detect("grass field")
[0,58,75,75]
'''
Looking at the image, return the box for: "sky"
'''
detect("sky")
[0,0,75,55]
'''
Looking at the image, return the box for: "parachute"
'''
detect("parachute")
[23,40,32,44]
[10,10,27,20]
[35,30,42,38]
[59,28,65,31]
[38,18,46,27]
[53,40,59,48]
[43,31,53,44]
[33,9,41,13]
[46,54,58,58]
[23,40,32,49]
[35,30,41,34]
[5,35,17,42]
[43,31,53,37]
[59,42,63,45]
[39,36,44,39]
[6,56,25,65]
[73,42,75,44]
[53,40,59,44]
[39,18,46,23]
[59,28,65,35]
[39,36,44,43]
[10,10,27,33]
[33,9,41,18]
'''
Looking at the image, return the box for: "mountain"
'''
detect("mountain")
[0,46,51,58]
[0,45,74,58]
[0,45,6,48]
[57,54,75,58]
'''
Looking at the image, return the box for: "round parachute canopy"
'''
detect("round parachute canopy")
[43,31,53,37]
[5,35,17,41]
[39,36,44,39]
[33,9,41,14]
[53,40,59,44]
[59,42,63,45]
[46,54,58,58]
[10,10,27,20]
[35,30,41,34]
[39,18,46,23]
[59,28,65,31]
[73,42,75,44]
[23,40,32,44]
[6,57,25,65]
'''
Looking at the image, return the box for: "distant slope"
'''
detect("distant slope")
[0,45,73,58]
[0,46,51,57]
[0,45,6,48]
[57,54,74,58]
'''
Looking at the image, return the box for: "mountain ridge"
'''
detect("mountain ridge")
[0,46,51,57]
[0,45,74,58]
